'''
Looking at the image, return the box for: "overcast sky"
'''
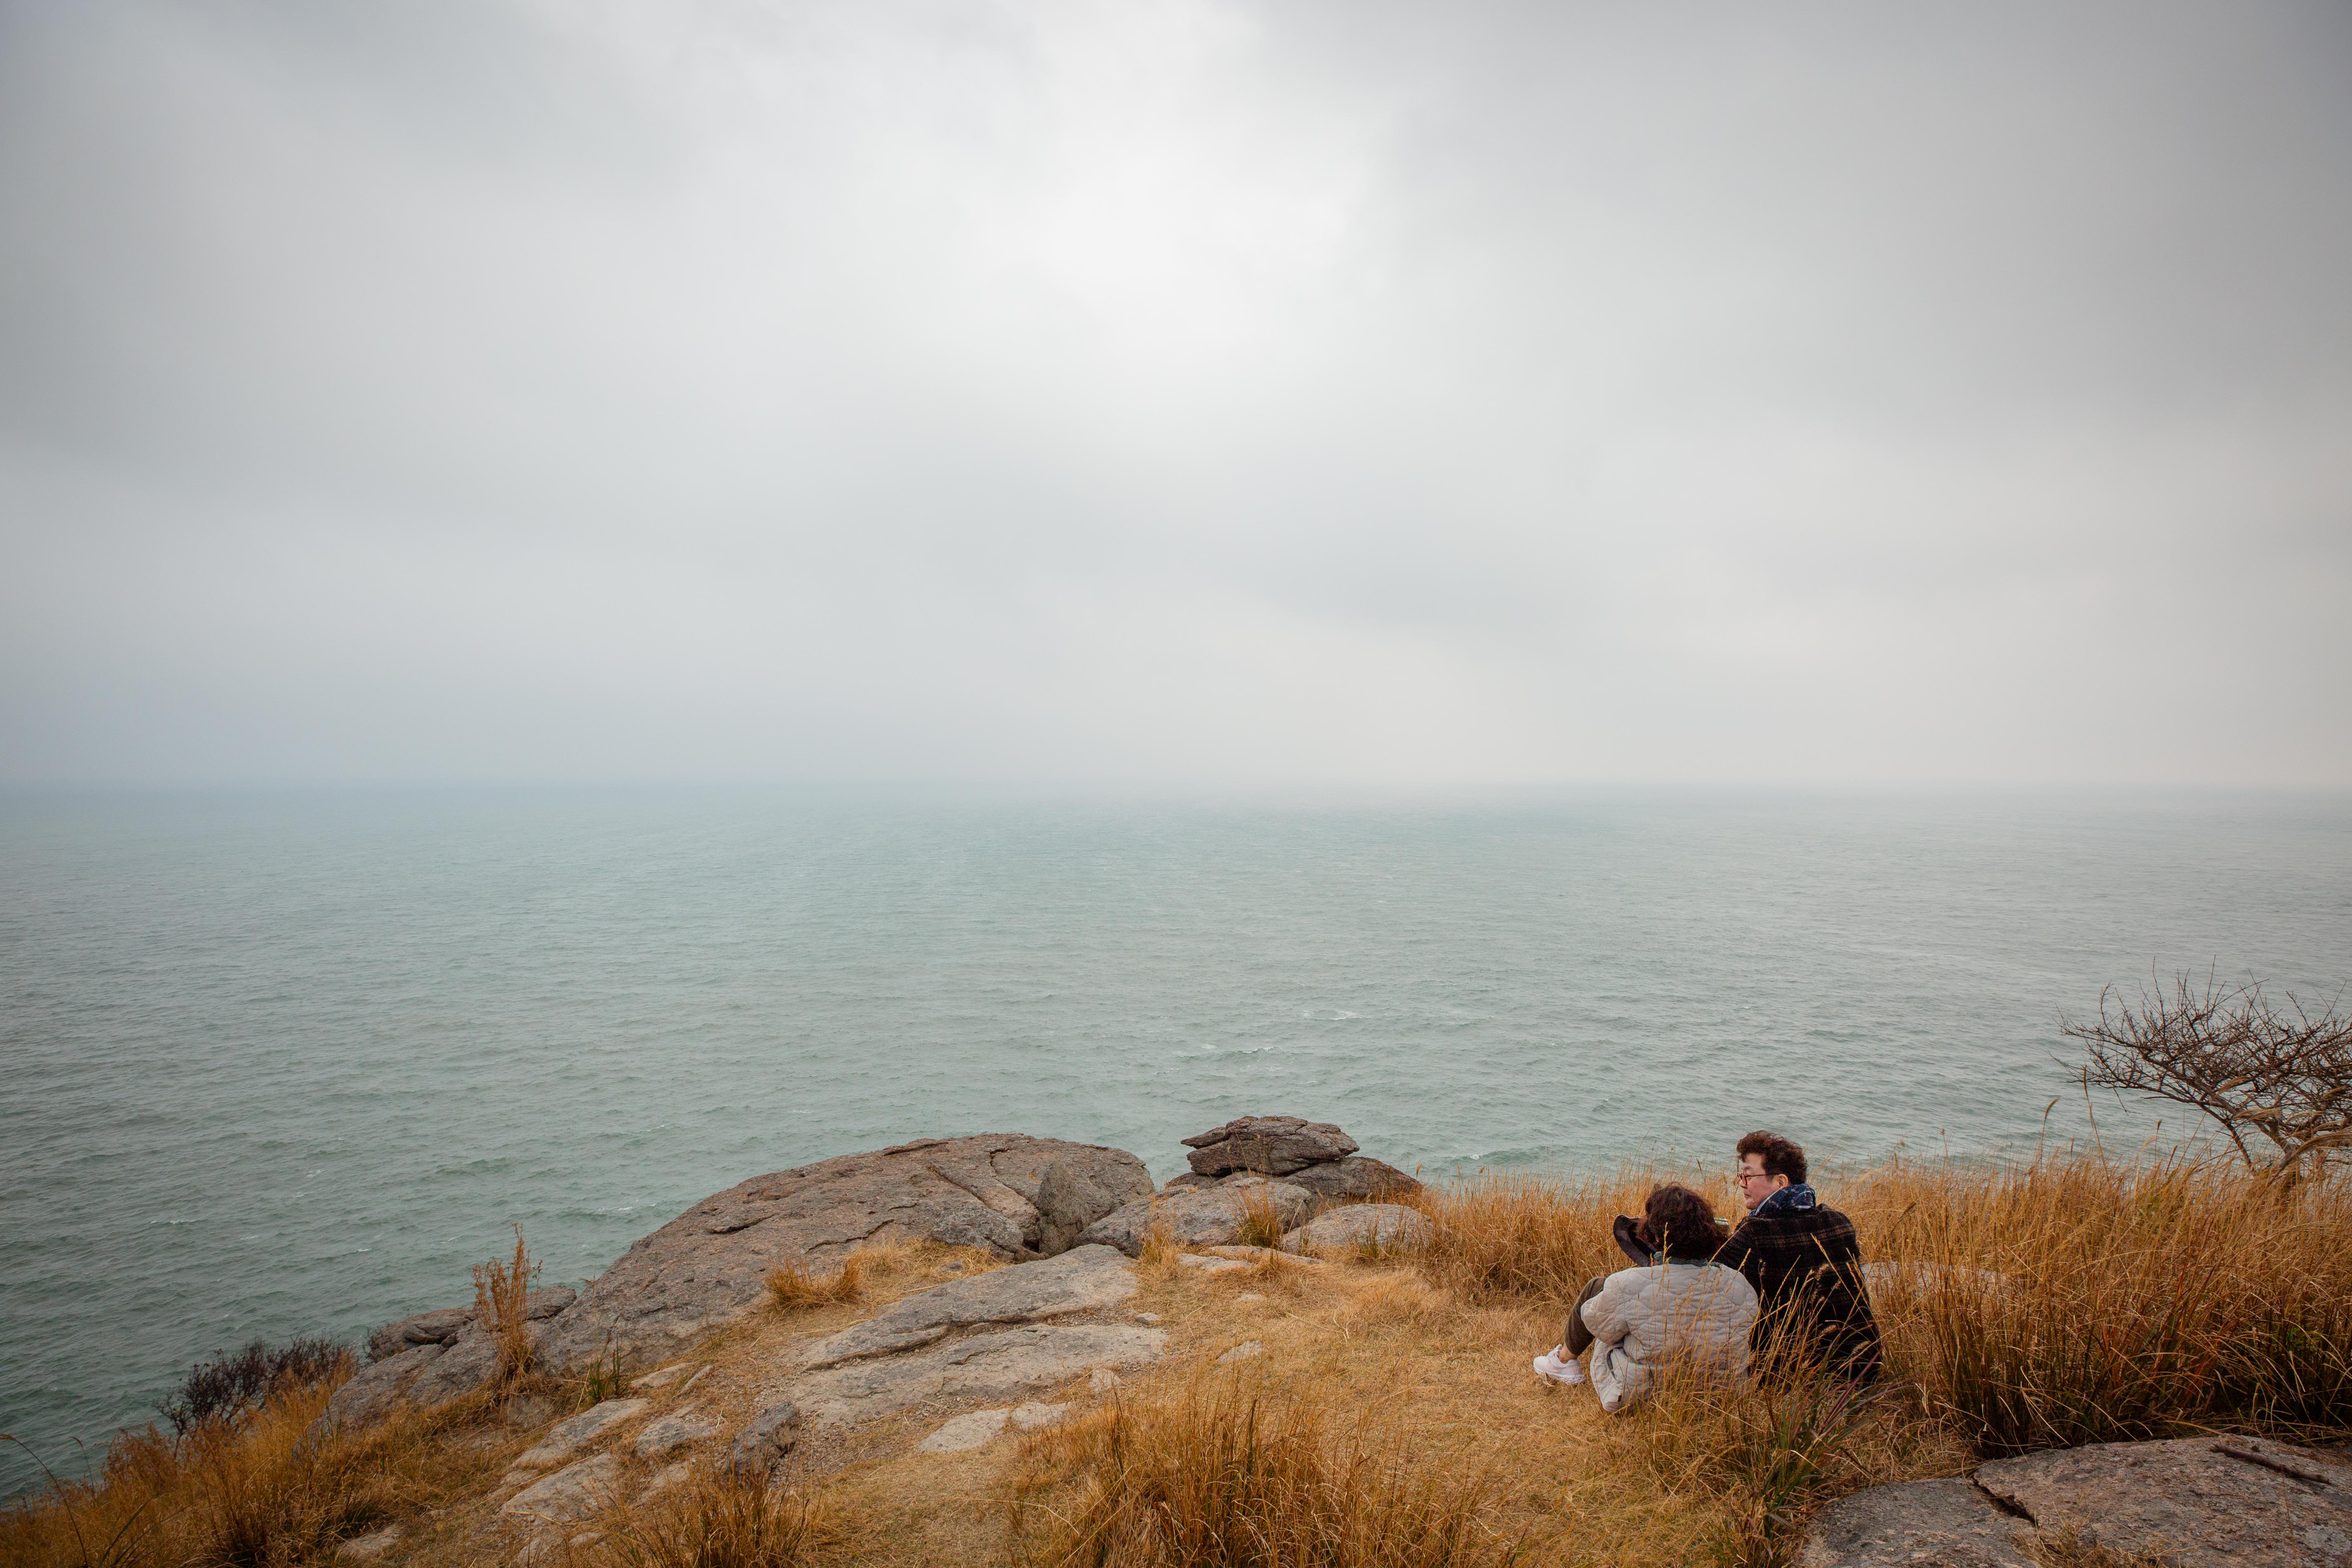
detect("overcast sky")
[2,1,2347,786]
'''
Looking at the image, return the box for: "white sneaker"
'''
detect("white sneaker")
[1532,1347,1585,1385]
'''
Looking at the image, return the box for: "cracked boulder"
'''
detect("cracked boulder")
[781,1323,1166,1427]
[1796,1479,2031,1568]
[1976,1436,2352,1568]
[533,1135,1151,1373]
[797,1244,1135,1368]
[1183,1116,1358,1177]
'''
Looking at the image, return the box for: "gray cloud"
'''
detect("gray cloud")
[2,0,2347,784]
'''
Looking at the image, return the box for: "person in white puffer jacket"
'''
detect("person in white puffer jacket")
[1535,1184,1759,1415]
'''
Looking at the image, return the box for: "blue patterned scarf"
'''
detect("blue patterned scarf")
[1751,1182,1818,1218]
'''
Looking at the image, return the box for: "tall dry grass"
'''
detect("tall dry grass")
[1846,1153,2352,1453]
[1008,1376,1522,1568]
[586,1465,828,1568]
[1410,1169,1668,1307]
[0,1373,502,1568]
[473,1223,540,1387]
[1414,1152,2352,1458]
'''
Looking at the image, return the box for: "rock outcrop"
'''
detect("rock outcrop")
[1796,1479,2030,1568]
[1801,1437,2352,1568]
[1183,1116,1358,1177]
[365,1286,574,1363]
[1077,1177,1318,1257]
[780,1323,1166,1428]
[796,1244,1135,1368]
[1279,1203,1433,1255]
[1976,1436,2352,1568]
[532,1135,1151,1374]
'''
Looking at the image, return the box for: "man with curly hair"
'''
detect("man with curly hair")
[1716,1130,1881,1380]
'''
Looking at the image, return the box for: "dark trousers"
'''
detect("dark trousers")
[1562,1275,1606,1356]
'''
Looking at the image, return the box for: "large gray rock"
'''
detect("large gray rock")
[323,1341,445,1429]
[1975,1436,2352,1568]
[781,1324,1166,1427]
[633,1403,722,1461]
[1797,1479,2031,1568]
[798,1245,1135,1369]
[725,1400,802,1481]
[366,1286,575,1363]
[1078,1178,1317,1257]
[509,1398,651,1473]
[1277,1157,1420,1200]
[1279,1203,1433,1256]
[501,1453,620,1527]
[534,1135,1151,1374]
[1183,1116,1358,1177]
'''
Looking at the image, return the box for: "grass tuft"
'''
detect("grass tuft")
[763,1250,868,1313]
[1008,1375,1521,1568]
[589,1464,828,1568]
[472,1223,540,1388]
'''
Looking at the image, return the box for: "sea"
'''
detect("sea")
[3,785,2348,1496]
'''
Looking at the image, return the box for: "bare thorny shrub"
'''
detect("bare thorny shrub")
[474,1223,541,1388]
[2067,973,2352,1189]
[1005,1375,1523,1568]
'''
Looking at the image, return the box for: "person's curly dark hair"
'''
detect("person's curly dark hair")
[1736,1130,1808,1187]
[1636,1183,1722,1261]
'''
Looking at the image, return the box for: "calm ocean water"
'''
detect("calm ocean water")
[3,786,2348,1493]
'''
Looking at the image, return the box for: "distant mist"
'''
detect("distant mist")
[3,1,2347,785]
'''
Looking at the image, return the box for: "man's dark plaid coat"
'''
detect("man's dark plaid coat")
[1714,1205,1883,1378]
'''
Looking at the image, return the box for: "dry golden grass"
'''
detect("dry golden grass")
[1845,1152,2352,1454]
[0,1375,507,1568]
[1005,1375,1524,1568]
[585,1464,831,1568]
[1408,1170,1665,1307]
[1233,1187,1288,1252]
[9,1151,2345,1568]
[473,1224,540,1387]
[763,1251,870,1313]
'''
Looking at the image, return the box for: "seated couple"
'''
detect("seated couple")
[1531,1131,1882,1414]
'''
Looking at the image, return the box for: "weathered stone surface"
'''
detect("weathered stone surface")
[534,1135,1151,1373]
[366,1307,473,1363]
[1177,1254,1249,1274]
[1276,1157,1421,1201]
[365,1287,575,1363]
[337,1524,403,1561]
[799,1245,1135,1369]
[1280,1203,1434,1256]
[916,1401,1071,1454]
[725,1399,802,1479]
[398,1321,518,1409]
[1183,1116,1358,1177]
[918,1408,1010,1453]
[324,1342,445,1429]
[1217,1341,1264,1364]
[633,1403,722,1461]
[784,1324,1166,1427]
[504,1393,559,1429]
[1975,1436,2352,1568]
[511,1398,652,1473]
[1078,1178,1317,1257]
[1796,1479,2030,1568]
[501,1453,621,1526]
[632,1362,696,1391]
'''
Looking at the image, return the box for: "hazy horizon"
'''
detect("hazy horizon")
[4,1,2348,788]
